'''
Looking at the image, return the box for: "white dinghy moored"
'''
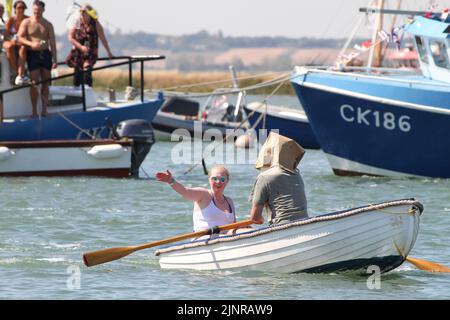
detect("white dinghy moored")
[0,139,133,177]
[156,199,423,274]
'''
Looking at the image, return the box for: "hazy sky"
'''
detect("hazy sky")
[7,0,450,37]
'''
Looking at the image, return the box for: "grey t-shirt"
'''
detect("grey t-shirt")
[251,166,308,225]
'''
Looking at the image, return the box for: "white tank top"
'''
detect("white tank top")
[193,195,235,232]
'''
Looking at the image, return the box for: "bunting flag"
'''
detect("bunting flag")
[361,40,373,48]
[441,8,449,21]
[391,27,401,42]
[377,30,389,41]
[337,22,409,66]
[6,0,13,18]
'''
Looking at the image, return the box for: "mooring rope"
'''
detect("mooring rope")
[154,71,281,92]
[182,77,290,175]
[57,111,97,139]
[148,72,293,99]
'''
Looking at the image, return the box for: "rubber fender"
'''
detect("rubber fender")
[0,147,14,161]
[87,144,127,159]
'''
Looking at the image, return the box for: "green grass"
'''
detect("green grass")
[54,68,295,95]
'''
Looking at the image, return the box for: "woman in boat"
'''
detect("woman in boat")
[65,3,113,87]
[3,1,29,85]
[155,165,236,232]
[250,132,308,225]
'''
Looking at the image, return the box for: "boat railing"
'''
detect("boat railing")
[0,55,165,121]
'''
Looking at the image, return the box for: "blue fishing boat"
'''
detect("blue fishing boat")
[0,55,164,141]
[291,14,450,178]
[244,102,320,149]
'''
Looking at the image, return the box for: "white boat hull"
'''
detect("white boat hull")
[0,140,133,177]
[156,199,422,273]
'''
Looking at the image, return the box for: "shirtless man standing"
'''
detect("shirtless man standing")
[17,0,57,117]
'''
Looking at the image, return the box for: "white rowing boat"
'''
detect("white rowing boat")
[156,199,423,273]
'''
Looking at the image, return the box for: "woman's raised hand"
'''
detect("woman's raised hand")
[155,170,173,184]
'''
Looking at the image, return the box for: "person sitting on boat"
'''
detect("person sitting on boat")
[65,3,113,88]
[3,1,29,85]
[249,132,308,226]
[155,165,236,233]
[0,4,6,33]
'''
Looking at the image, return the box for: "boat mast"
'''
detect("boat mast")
[368,0,385,68]
[380,0,402,63]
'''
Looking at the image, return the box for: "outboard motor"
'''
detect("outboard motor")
[115,119,155,178]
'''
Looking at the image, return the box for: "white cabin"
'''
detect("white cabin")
[407,16,450,83]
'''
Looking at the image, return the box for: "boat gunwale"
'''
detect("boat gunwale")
[292,78,450,115]
[244,104,308,123]
[293,67,450,88]
[155,198,422,256]
[0,139,132,148]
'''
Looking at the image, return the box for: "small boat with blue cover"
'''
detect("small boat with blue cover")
[156,199,422,273]
[291,13,450,178]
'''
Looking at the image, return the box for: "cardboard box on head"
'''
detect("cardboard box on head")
[255,132,305,173]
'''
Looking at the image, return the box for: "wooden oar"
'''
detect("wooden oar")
[394,242,450,273]
[83,219,253,267]
[405,257,450,273]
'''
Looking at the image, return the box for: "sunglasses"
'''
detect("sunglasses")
[210,176,227,183]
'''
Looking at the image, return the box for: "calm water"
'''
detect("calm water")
[1,95,449,300]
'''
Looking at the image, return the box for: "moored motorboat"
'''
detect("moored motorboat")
[0,139,133,178]
[156,199,423,273]
[152,66,254,141]
[0,119,155,178]
[244,102,320,149]
[152,94,247,142]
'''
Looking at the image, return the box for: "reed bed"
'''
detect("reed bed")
[54,68,295,95]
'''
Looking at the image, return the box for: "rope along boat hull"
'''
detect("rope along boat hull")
[156,199,422,273]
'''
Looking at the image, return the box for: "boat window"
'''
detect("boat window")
[415,36,428,63]
[429,39,450,69]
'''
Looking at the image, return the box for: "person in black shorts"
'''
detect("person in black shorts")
[17,1,57,117]
[27,49,52,71]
